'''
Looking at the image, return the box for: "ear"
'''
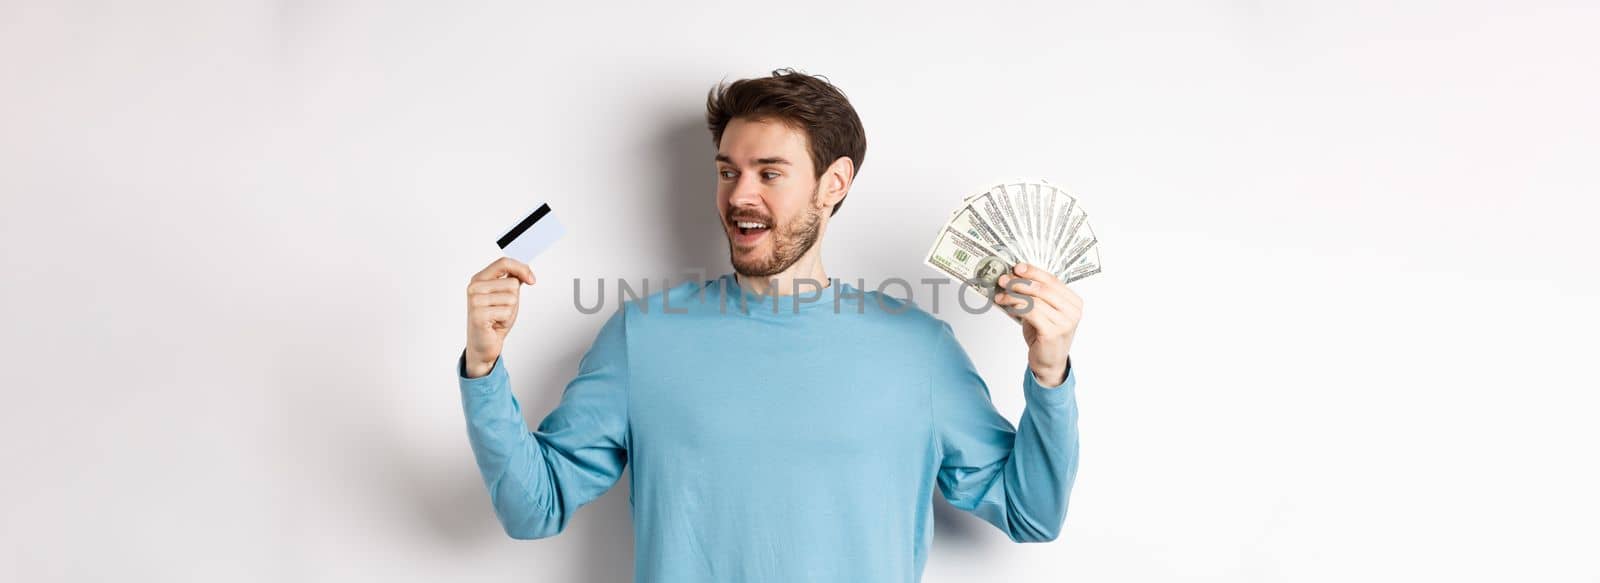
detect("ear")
[817,156,854,210]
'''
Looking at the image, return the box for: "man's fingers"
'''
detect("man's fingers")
[468,277,521,296]
[997,273,1074,315]
[470,258,515,281]
[1060,286,1083,310]
[1025,292,1081,326]
[994,289,1053,323]
[471,257,537,285]
[469,291,518,307]
[998,291,1060,333]
[995,285,1074,332]
[1014,262,1059,286]
[479,306,514,323]
[995,295,1025,325]
[512,261,536,285]
[1007,263,1084,309]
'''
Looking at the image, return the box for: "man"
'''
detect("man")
[457,68,1084,582]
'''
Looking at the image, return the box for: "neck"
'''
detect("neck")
[736,247,829,296]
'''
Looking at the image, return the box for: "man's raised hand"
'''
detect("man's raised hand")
[464,257,537,378]
[992,263,1084,388]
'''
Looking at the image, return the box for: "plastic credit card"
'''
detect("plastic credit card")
[495,202,565,262]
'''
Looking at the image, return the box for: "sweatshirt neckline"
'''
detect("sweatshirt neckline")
[717,272,860,315]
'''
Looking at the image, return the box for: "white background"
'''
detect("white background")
[3,1,1597,581]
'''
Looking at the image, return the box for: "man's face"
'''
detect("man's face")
[715,117,825,278]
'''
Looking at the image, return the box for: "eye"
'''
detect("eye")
[719,169,737,180]
[761,171,781,180]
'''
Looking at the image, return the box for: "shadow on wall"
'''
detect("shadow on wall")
[477,112,725,581]
[545,106,726,582]
[652,112,729,277]
[931,490,993,546]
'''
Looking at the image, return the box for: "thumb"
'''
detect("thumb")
[511,261,537,285]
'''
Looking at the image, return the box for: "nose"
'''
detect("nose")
[728,173,764,209]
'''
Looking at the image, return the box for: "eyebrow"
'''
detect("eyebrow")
[715,154,792,166]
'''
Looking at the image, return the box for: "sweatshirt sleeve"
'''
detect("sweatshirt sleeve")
[930,320,1080,543]
[456,308,630,540]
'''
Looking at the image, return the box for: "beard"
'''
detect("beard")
[724,184,824,278]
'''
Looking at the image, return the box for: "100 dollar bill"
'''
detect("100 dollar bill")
[924,224,1013,297]
[1059,244,1101,284]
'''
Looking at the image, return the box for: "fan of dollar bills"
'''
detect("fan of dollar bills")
[924,179,1102,297]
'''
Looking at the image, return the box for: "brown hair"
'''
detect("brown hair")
[705,68,867,217]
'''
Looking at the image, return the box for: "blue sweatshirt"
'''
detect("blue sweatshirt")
[456,273,1080,582]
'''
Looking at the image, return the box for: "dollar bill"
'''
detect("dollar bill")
[1026,183,1044,261]
[924,224,1012,297]
[998,182,1035,263]
[968,188,1025,262]
[931,179,1101,289]
[1059,244,1101,284]
[1052,220,1096,278]
[1038,184,1062,270]
[948,204,1022,265]
[1040,183,1085,273]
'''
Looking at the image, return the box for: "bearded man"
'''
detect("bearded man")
[457,68,1086,582]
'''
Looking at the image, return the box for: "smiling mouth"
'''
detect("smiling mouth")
[734,220,770,236]
[729,218,772,249]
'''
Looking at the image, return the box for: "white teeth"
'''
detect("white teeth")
[736,221,768,229]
